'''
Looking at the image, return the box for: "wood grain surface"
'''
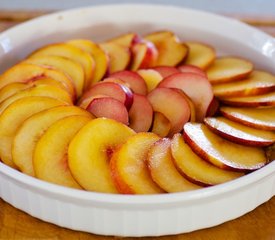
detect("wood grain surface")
[0,10,275,240]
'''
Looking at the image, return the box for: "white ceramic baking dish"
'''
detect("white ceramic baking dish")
[0,4,274,237]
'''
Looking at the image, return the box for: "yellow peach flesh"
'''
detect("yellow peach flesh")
[0,96,67,168]
[171,134,244,186]
[185,42,216,69]
[204,117,275,146]
[207,57,253,84]
[220,107,275,130]
[12,105,93,176]
[148,137,201,192]
[68,118,135,193]
[33,115,92,189]
[110,132,164,194]
[183,123,267,171]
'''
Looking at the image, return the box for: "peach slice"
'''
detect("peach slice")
[148,35,188,67]
[86,97,129,125]
[0,96,67,168]
[78,81,133,110]
[77,94,108,109]
[102,77,131,87]
[148,138,202,192]
[0,84,73,115]
[129,93,153,132]
[68,118,135,193]
[220,91,275,107]
[110,132,164,194]
[0,63,76,99]
[183,122,267,171]
[178,64,207,78]
[206,57,253,84]
[184,42,216,69]
[29,43,95,88]
[220,106,275,131]
[137,69,163,92]
[152,66,180,78]
[25,55,85,97]
[145,31,188,66]
[204,117,275,147]
[130,40,158,70]
[158,72,213,121]
[206,97,219,117]
[12,105,93,176]
[106,32,141,48]
[213,70,275,98]
[147,87,190,136]
[171,133,244,186]
[0,78,72,104]
[151,111,171,137]
[100,42,131,73]
[67,39,109,84]
[33,115,92,189]
[0,82,30,103]
[31,77,70,91]
[144,30,175,42]
[174,89,197,122]
[109,70,147,95]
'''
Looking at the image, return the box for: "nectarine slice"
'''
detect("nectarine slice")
[12,105,93,176]
[183,123,267,171]
[204,117,275,147]
[26,55,85,97]
[0,82,30,103]
[0,84,73,115]
[213,70,275,98]
[106,32,141,48]
[110,132,164,194]
[33,115,92,189]
[184,42,215,69]
[206,57,253,84]
[129,93,153,132]
[151,111,171,137]
[220,91,275,107]
[158,72,213,121]
[171,133,244,186]
[78,81,133,110]
[86,97,129,125]
[68,118,135,193]
[178,64,207,78]
[220,106,275,131]
[0,63,76,99]
[29,43,95,88]
[100,42,131,73]
[147,87,190,136]
[144,31,174,42]
[174,89,197,122]
[145,31,188,66]
[110,70,147,95]
[152,66,180,78]
[148,137,202,192]
[137,69,163,92]
[67,39,109,84]
[0,96,67,168]
[206,97,219,117]
[130,40,158,70]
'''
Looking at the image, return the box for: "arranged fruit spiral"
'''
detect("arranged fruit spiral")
[0,31,274,194]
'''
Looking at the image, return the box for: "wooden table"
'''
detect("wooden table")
[0,10,275,240]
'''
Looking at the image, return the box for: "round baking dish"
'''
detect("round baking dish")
[0,4,274,237]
